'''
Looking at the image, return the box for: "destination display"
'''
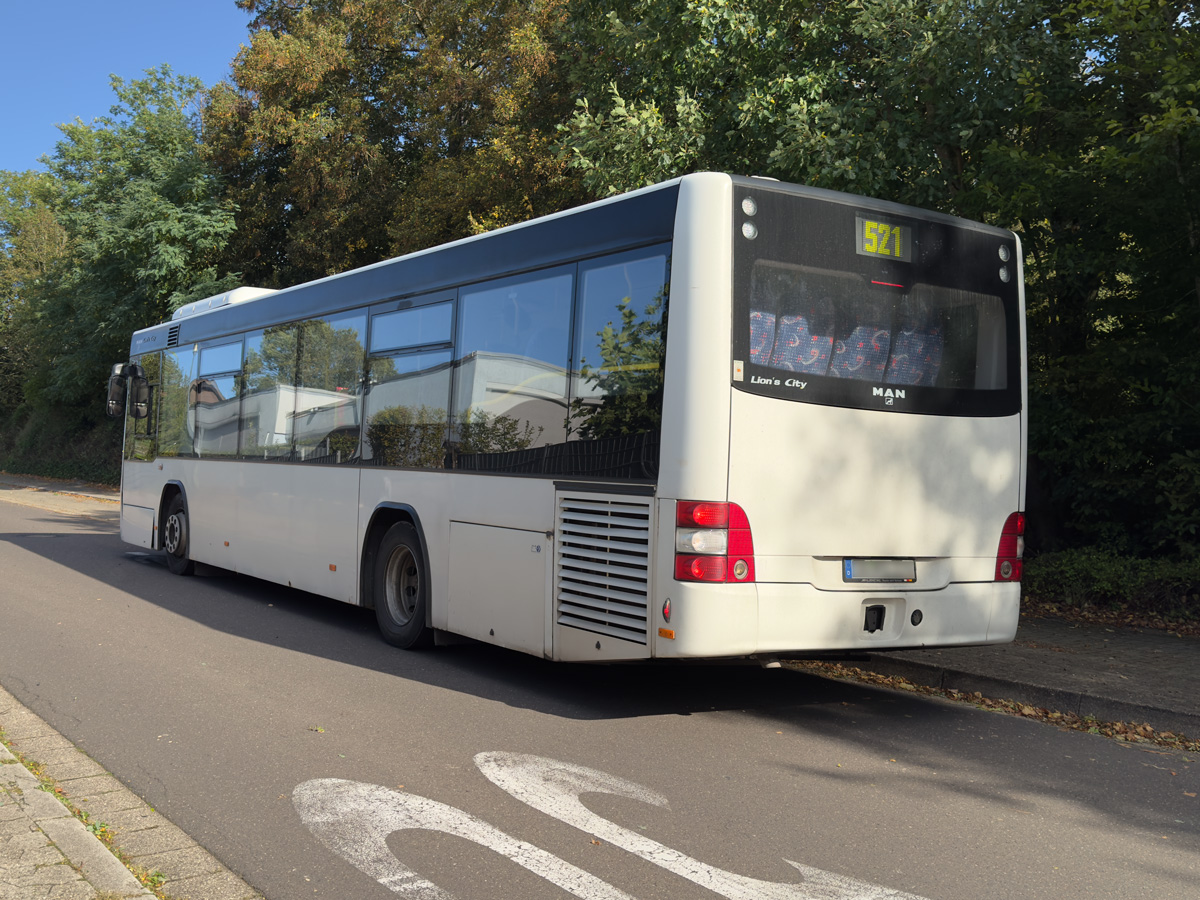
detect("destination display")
[855,215,912,262]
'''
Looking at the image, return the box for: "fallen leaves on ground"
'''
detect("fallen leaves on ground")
[789,660,1200,752]
[1021,599,1200,638]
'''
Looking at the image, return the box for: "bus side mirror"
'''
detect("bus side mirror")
[106,363,128,419]
[128,364,150,420]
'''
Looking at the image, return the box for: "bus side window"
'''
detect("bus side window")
[192,340,244,458]
[570,248,669,441]
[294,312,367,464]
[453,269,573,459]
[363,351,452,469]
[242,325,299,460]
[158,347,197,458]
[364,302,453,470]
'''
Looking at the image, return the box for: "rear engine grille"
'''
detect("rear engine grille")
[555,494,652,644]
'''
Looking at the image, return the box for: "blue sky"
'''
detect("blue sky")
[0,1,254,173]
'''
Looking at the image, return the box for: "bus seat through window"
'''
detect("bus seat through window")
[770,313,834,375]
[749,310,776,363]
[830,323,891,380]
[886,306,943,387]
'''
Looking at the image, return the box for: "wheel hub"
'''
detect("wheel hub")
[164,513,184,555]
[385,547,419,625]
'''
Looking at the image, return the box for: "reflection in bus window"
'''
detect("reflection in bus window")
[295,313,366,463]
[453,269,573,465]
[364,351,452,469]
[371,303,452,353]
[199,342,243,378]
[191,373,240,457]
[571,248,669,443]
[190,339,243,458]
[159,347,196,458]
[242,325,298,459]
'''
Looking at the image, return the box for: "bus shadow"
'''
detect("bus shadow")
[8,521,927,721]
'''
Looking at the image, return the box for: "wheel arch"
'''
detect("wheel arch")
[361,503,431,622]
[155,480,187,551]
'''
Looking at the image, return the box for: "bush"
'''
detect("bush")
[1024,548,1200,618]
[0,404,121,484]
[366,405,447,469]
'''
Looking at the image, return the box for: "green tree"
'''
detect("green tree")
[564,0,1199,557]
[204,0,587,285]
[0,171,66,410]
[244,319,371,392]
[563,0,1053,210]
[570,290,666,439]
[27,66,239,407]
[1006,1,1200,556]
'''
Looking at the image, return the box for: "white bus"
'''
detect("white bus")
[107,173,1026,662]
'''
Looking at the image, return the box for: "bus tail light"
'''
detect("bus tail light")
[675,501,756,583]
[995,512,1026,581]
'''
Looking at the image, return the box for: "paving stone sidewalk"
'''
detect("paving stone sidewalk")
[0,686,261,900]
[1,739,152,900]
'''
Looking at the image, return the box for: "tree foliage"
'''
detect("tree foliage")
[245,320,372,393]
[570,291,666,439]
[23,67,239,406]
[564,0,1199,556]
[204,0,588,286]
[367,404,447,467]
[0,171,66,410]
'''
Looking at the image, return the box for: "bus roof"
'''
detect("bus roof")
[130,177,684,356]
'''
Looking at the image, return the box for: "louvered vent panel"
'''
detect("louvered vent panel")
[166,324,181,347]
[556,495,652,644]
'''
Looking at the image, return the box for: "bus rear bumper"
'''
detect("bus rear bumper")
[756,581,1020,654]
[654,581,1020,658]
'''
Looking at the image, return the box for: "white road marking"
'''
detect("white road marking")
[293,777,635,899]
[294,754,931,900]
[475,752,928,900]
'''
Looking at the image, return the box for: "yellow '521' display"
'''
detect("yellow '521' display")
[855,215,912,263]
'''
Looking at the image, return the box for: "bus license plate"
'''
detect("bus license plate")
[843,558,916,583]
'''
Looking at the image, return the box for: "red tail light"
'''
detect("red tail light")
[995,512,1026,581]
[675,501,756,583]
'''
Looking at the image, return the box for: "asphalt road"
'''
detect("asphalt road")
[1,495,1197,899]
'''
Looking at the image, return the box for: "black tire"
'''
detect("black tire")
[373,522,432,649]
[162,494,195,576]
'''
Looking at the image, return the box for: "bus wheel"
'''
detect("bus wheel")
[374,522,432,649]
[162,494,195,576]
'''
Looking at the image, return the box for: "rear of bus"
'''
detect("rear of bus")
[655,174,1026,658]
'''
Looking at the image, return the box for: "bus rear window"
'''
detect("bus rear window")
[732,186,1020,417]
[748,263,1007,391]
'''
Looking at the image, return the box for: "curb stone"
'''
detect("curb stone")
[1,740,152,899]
[0,685,263,900]
[859,653,1200,739]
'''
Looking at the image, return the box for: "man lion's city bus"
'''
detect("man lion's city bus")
[106,173,1026,662]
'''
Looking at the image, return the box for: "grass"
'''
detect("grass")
[0,729,175,899]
